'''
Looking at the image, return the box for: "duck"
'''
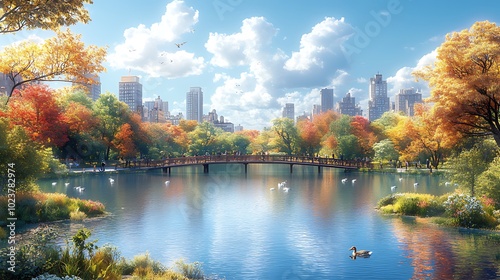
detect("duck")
[349,246,372,257]
[413,182,419,187]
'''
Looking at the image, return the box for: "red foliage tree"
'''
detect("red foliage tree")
[7,84,68,147]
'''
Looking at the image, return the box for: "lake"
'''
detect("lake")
[38,164,500,279]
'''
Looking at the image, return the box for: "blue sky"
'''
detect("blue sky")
[2,0,500,130]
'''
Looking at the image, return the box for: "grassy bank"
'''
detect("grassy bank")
[377,192,500,229]
[0,192,106,228]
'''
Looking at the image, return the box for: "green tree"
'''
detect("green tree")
[0,119,64,193]
[373,139,400,161]
[477,155,500,206]
[271,118,298,155]
[93,93,129,160]
[446,141,498,196]
[188,122,222,155]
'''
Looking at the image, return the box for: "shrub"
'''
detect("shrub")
[69,210,87,221]
[394,196,420,216]
[377,194,397,208]
[130,252,166,277]
[174,259,205,279]
[0,226,60,280]
[444,193,486,228]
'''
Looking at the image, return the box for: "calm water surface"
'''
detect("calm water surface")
[38,164,500,279]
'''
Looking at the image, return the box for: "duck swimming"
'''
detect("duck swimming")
[349,246,372,257]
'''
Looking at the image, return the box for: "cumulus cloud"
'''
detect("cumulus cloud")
[387,50,437,98]
[205,16,357,129]
[107,0,204,78]
[284,17,353,72]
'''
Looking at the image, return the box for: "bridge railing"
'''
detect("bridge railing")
[141,155,372,169]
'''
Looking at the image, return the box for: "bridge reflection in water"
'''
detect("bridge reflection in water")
[133,155,372,175]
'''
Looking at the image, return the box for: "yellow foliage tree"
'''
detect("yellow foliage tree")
[0,29,106,103]
[403,104,462,169]
[0,0,92,33]
[414,21,500,147]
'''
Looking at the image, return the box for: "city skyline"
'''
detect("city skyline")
[1,1,500,129]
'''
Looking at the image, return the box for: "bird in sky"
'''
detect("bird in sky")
[175,42,186,48]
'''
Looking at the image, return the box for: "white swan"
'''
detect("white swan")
[283,187,289,192]
[341,178,348,183]
[445,181,451,186]
[398,177,403,182]
[52,182,57,186]
[270,187,275,191]
[391,186,397,192]
[109,178,115,183]
[65,182,70,186]
[165,180,170,186]
[352,179,357,183]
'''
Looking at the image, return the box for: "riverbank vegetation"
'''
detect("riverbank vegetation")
[0,227,213,280]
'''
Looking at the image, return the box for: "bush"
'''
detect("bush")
[377,194,397,208]
[444,193,486,228]
[394,196,421,216]
[69,210,87,221]
[0,226,60,280]
[174,259,204,279]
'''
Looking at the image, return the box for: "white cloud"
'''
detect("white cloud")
[107,0,204,78]
[205,17,277,68]
[204,16,359,129]
[284,17,353,72]
[387,50,437,98]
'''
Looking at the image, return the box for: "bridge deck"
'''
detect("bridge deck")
[128,155,372,173]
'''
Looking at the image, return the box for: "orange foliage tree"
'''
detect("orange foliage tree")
[113,123,137,160]
[297,119,322,156]
[0,29,106,103]
[7,84,68,147]
[351,115,378,157]
[403,104,462,169]
[414,21,500,147]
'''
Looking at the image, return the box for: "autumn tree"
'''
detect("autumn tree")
[0,0,92,34]
[0,29,106,103]
[329,115,362,159]
[414,21,500,147]
[250,128,274,154]
[7,84,69,147]
[403,104,462,169]
[351,115,377,157]
[297,119,322,156]
[113,123,137,160]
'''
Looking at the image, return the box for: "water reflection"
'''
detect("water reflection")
[31,165,500,279]
[391,216,500,279]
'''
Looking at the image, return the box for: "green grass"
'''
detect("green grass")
[0,192,105,225]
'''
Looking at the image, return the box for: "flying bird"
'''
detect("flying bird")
[175,42,186,48]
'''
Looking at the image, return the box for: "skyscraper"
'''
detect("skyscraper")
[186,87,203,123]
[119,76,142,113]
[338,92,363,116]
[282,103,295,120]
[320,88,334,113]
[73,73,101,101]
[395,88,422,116]
[368,73,390,121]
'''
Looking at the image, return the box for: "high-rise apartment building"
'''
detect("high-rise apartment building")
[282,103,295,120]
[395,88,422,117]
[119,76,142,113]
[74,74,101,101]
[338,92,363,117]
[186,87,203,123]
[368,73,390,121]
[320,88,334,113]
